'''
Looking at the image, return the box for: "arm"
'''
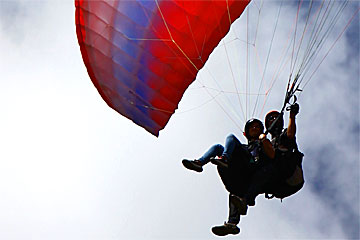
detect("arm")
[287,103,299,139]
[259,134,275,159]
[287,113,296,139]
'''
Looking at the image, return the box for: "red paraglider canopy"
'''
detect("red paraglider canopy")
[75,0,250,136]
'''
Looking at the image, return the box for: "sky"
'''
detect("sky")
[0,0,359,239]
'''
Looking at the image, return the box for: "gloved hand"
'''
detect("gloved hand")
[289,103,299,116]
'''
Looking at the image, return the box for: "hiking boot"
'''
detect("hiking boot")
[230,194,248,215]
[182,159,203,172]
[210,156,228,168]
[211,222,240,236]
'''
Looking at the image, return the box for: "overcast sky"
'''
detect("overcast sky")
[0,0,359,239]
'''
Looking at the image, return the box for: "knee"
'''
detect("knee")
[214,144,224,152]
[226,134,238,142]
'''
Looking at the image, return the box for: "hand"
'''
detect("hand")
[259,133,267,142]
[289,103,299,116]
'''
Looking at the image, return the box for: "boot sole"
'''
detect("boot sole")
[212,226,240,236]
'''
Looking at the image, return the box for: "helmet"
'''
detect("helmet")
[265,111,284,135]
[244,118,264,139]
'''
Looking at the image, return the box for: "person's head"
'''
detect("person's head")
[265,111,284,136]
[244,118,264,140]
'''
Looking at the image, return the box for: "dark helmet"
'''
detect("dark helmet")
[265,111,284,135]
[244,118,264,139]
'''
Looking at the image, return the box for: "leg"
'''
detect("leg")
[222,134,242,160]
[211,194,240,236]
[182,144,224,172]
[217,165,234,193]
[212,134,250,168]
[198,144,224,165]
[227,194,240,224]
[215,136,254,196]
[217,166,249,216]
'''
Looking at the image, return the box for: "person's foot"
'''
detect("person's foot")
[211,222,240,236]
[230,194,248,215]
[182,159,203,172]
[210,156,228,168]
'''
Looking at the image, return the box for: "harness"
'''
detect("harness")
[264,130,304,201]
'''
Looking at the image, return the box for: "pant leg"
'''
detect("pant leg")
[228,140,253,167]
[217,166,234,193]
[227,143,254,195]
[216,157,250,197]
[224,135,253,180]
[227,194,240,224]
[198,144,224,165]
[222,134,242,160]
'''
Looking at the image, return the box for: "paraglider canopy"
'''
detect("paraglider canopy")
[75,0,250,136]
